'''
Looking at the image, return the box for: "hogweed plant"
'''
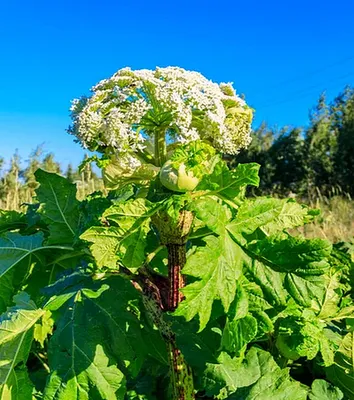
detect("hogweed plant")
[0,67,353,400]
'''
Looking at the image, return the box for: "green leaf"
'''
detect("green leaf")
[0,368,33,400]
[43,283,128,399]
[0,210,26,234]
[285,274,325,309]
[260,200,312,235]
[81,224,150,272]
[327,332,354,400]
[0,233,44,313]
[275,315,333,364]
[104,199,156,272]
[103,198,155,228]
[81,199,156,271]
[317,271,342,319]
[192,197,231,235]
[309,380,343,400]
[0,232,74,312]
[175,235,245,330]
[35,169,81,245]
[80,226,122,269]
[43,274,154,399]
[229,347,308,400]
[197,160,259,206]
[44,345,126,400]
[79,192,112,232]
[221,315,258,355]
[171,318,222,370]
[243,280,272,312]
[228,282,249,320]
[34,310,54,347]
[121,226,149,272]
[0,292,44,399]
[200,347,261,397]
[247,235,331,307]
[252,311,274,339]
[245,259,288,308]
[247,235,331,274]
[227,197,284,238]
[126,390,157,400]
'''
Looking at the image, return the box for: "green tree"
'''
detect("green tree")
[22,146,43,201]
[235,122,276,194]
[65,163,77,183]
[4,151,22,209]
[332,87,354,195]
[41,153,61,174]
[303,93,337,198]
[267,127,306,195]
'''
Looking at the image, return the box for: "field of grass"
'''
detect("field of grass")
[294,194,354,243]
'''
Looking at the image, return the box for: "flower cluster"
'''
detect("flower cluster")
[69,66,253,160]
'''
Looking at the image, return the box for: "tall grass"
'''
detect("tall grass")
[297,192,354,243]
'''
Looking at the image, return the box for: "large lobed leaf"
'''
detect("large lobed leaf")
[0,232,74,313]
[197,161,260,207]
[35,169,81,245]
[309,380,343,400]
[327,332,354,400]
[178,195,332,330]
[81,199,157,271]
[246,234,331,308]
[0,233,44,313]
[43,273,159,399]
[227,347,308,400]
[174,234,245,330]
[0,292,44,399]
[203,347,308,399]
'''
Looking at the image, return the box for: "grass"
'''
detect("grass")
[297,194,354,243]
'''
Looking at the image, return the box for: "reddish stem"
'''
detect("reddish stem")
[167,244,186,311]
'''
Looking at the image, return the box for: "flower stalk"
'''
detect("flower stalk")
[154,129,167,167]
[152,209,195,399]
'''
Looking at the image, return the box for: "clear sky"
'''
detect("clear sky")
[1,0,354,169]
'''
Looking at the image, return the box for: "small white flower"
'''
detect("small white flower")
[70,66,253,169]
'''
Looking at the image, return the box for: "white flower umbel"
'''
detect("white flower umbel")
[69,66,253,166]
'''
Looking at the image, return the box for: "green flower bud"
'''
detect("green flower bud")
[160,161,199,192]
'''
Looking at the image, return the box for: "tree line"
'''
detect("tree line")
[0,148,103,210]
[234,86,354,199]
[1,86,353,210]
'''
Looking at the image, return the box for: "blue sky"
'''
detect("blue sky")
[1,0,354,169]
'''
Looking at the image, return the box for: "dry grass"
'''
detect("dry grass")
[297,195,354,243]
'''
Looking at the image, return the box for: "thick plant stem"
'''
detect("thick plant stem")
[166,242,194,399]
[167,244,186,311]
[137,275,194,400]
[167,341,194,400]
[151,210,195,399]
[154,129,167,167]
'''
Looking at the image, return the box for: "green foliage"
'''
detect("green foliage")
[309,380,343,400]
[327,332,354,399]
[235,86,354,198]
[0,140,353,399]
[0,292,44,399]
[35,169,81,245]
